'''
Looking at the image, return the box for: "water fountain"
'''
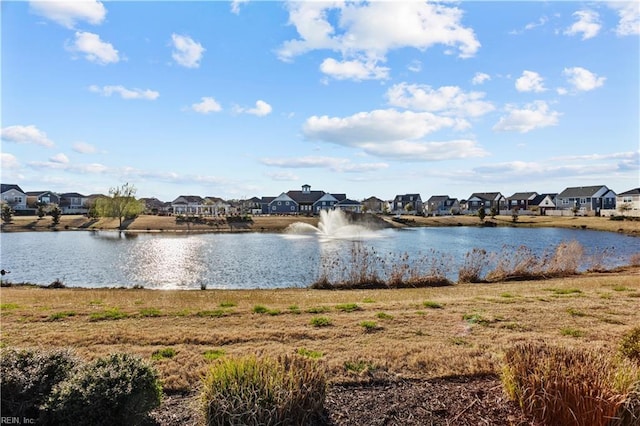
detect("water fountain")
[284,209,380,240]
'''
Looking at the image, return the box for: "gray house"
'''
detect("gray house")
[393,194,422,214]
[556,185,616,215]
[26,190,60,208]
[507,192,538,211]
[268,193,298,214]
[466,192,506,213]
[59,192,88,214]
[1,184,28,211]
[426,195,460,215]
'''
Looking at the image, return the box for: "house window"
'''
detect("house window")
[580,198,587,204]
[563,199,569,205]
[623,197,632,203]
[277,201,281,206]
[285,201,289,206]
[291,206,295,211]
[511,200,517,206]
[272,206,276,211]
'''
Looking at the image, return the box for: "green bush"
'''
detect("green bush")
[0,348,78,420]
[201,355,326,426]
[620,327,640,363]
[43,353,162,426]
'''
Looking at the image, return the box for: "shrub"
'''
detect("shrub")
[310,317,332,327]
[335,303,361,312]
[43,353,162,426]
[203,349,225,361]
[619,327,640,363]
[458,248,488,283]
[151,348,176,361]
[296,348,323,359]
[200,355,326,426]
[423,300,442,309]
[501,343,639,426]
[252,305,269,314]
[359,321,380,333]
[1,348,78,420]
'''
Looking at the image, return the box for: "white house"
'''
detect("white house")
[1,184,28,211]
[616,188,640,216]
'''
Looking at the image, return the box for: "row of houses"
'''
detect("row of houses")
[2,183,640,217]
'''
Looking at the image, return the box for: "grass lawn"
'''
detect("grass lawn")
[2,268,639,393]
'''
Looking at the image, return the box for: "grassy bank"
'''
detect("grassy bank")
[2,268,639,393]
[1,213,639,235]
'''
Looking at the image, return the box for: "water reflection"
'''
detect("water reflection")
[125,236,207,289]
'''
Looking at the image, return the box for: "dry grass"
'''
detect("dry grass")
[2,268,639,393]
[2,213,639,235]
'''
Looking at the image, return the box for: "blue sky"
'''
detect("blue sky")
[2,1,638,202]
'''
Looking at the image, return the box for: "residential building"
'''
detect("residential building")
[466,192,506,213]
[361,196,385,214]
[507,192,538,211]
[287,184,326,215]
[26,190,60,208]
[171,195,205,215]
[616,188,640,215]
[268,193,298,214]
[312,193,339,214]
[393,194,423,214]
[59,192,88,214]
[556,185,616,215]
[426,195,460,215]
[529,193,557,215]
[335,198,362,213]
[1,184,28,211]
[203,196,230,216]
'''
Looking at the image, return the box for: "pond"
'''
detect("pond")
[1,213,638,289]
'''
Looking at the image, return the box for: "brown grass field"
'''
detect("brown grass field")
[2,212,639,235]
[2,268,639,394]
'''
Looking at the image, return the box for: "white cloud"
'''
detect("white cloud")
[261,156,389,173]
[493,101,561,133]
[607,2,640,36]
[1,153,20,169]
[234,100,272,117]
[191,97,222,114]
[72,142,98,154]
[515,70,546,93]
[562,67,606,92]
[359,139,488,162]
[67,31,119,64]
[471,72,491,85]
[386,83,494,118]
[265,171,299,181]
[407,60,422,73]
[50,153,69,164]
[278,2,479,81]
[231,0,249,15]
[320,58,389,81]
[171,34,205,68]
[29,0,106,29]
[1,124,54,147]
[302,109,488,161]
[304,109,458,146]
[564,10,601,40]
[89,85,159,100]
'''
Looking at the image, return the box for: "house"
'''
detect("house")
[616,188,640,215]
[242,197,263,215]
[260,196,276,214]
[1,184,28,211]
[287,184,326,215]
[426,195,460,215]
[203,196,230,216]
[312,193,339,214]
[171,195,205,215]
[140,197,170,215]
[26,190,60,208]
[466,192,506,213]
[335,198,362,213]
[529,193,557,215]
[393,194,422,214]
[268,193,298,214]
[507,192,538,211]
[59,192,89,214]
[555,185,616,215]
[361,196,385,214]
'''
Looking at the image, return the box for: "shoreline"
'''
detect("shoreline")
[1,213,639,235]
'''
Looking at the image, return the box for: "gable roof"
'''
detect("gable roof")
[60,192,86,198]
[470,192,503,201]
[1,184,25,194]
[172,195,204,204]
[287,189,325,204]
[427,195,450,203]
[395,193,421,202]
[557,185,608,198]
[618,188,640,196]
[363,196,383,203]
[508,192,538,200]
[336,198,361,206]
